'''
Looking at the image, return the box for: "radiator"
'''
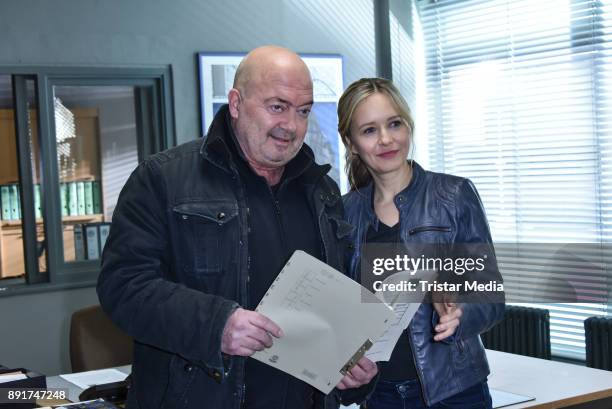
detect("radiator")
[481,305,551,359]
[585,316,612,371]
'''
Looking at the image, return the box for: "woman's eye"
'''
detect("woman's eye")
[363,127,376,135]
[390,120,402,128]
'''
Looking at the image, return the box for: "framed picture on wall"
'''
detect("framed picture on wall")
[197,52,348,193]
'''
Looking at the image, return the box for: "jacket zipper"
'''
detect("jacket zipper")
[229,166,249,409]
[241,383,246,408]
[407,325,431,406]
[408,226,451,235]
[267,186,287,255]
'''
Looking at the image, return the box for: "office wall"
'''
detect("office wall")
[0,0,376,143]
[0,0,377,375]
[0,287,98,374]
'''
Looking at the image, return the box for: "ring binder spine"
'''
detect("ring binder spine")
[340,339,373,375]
[256,261,290,310]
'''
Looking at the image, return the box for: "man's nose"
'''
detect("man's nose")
[281,111,298,133]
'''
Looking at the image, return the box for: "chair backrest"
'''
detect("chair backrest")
[481,305,551,360]
[70,305,133,373]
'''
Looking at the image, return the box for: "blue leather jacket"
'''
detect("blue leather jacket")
[343,162,505,406]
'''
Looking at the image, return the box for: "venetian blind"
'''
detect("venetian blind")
[419,0,612,360]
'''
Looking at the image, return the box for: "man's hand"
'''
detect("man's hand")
[335,357,378,390]
[221,308,284,356]
[433,302,462,341]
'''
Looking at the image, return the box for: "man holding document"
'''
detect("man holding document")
[97,46,377,409]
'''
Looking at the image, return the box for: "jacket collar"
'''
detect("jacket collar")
[199,104,236,173]
[358,160,425,231]
[200,104,332,187]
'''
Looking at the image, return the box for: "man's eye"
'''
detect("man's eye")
[298,108,311,117]
[270,104,285,113]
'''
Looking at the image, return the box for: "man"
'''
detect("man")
[97,46,377,409]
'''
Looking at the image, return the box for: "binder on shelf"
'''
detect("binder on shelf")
[68,182,77,216]
[76,181,85,216]
[9,184,20,220]
[1,185,10,220]
[16,185,21,219]
[84,181,94,215]
[74,224,85,261]
[34,184,42,219]
[92,180,102,214]
[60,182,68,217]
[85,223,100,260]
[99,223,111,254]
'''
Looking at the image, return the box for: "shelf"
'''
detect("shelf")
[1,214,104,228]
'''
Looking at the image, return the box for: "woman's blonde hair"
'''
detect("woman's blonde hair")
[338,78,414,191]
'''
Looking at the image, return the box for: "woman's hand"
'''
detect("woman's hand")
[433,302,462,341]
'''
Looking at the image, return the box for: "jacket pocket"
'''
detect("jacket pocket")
[173,200,238,275]
[161,354,198,409]
[328,215,355,240]
[408,225,452,235]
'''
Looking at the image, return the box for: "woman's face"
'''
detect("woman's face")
[349,92,411,177]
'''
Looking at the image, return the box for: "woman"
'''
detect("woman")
[338,78,505,408]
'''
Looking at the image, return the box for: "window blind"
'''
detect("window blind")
[419,0,612,360]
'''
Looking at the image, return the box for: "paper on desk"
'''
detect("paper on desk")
[366,270,436,362]
[59,368,127,389]
[0,371,27,383]
[252,250,395,394]
[490,388,535,408]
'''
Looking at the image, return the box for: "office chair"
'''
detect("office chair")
[70,305,133,373]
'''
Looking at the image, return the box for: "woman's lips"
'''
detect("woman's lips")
[377,150,398,159]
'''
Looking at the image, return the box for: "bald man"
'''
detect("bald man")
[97,46,377,409]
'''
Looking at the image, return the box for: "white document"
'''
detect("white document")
[366,270,436,362]
[365,302,420,362]
[490,388,535,408]
[0,372,28,383]
[252,250,395,394]
[59,368,127,389]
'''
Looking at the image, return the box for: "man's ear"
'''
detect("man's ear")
[228,88,241,119]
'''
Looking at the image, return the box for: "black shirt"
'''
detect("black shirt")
[225,116,324,409]
[366,221,419,381]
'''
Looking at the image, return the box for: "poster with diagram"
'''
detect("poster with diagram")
[198,52,347,193]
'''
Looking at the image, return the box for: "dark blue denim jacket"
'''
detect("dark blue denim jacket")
[343,162,505,406]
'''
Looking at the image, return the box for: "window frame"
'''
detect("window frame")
[0,66,175,296]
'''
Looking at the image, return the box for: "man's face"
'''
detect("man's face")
[232,69,313,169]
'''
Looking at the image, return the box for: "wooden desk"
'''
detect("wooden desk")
[487,350,612,408]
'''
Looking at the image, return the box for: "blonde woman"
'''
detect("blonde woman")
[339,78,504,408]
